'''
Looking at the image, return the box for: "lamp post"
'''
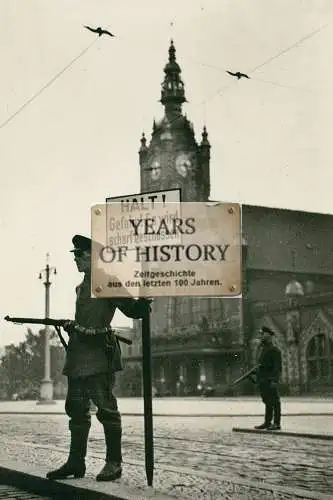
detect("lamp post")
[37,253,56,404]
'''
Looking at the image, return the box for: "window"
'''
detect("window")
[151,297,171,333]
[306,334,333,381]
[187,298,227,328]
[188,298,207,325]
[173,297,191,327]
[208,298,225,320]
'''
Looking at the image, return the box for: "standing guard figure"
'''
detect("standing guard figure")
[46,235,150,482]
[254,326,282,430]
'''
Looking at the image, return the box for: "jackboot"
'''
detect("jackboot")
[47,424,90,480]
[274,400,281,425]
[268,400,281,430]
[96,425,122,482]
[255,404,273,429]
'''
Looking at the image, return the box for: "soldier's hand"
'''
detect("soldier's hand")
[62,320,75,333]
[136,298,153,316]
[269,380,278,388]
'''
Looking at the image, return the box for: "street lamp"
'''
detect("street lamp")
[37,252,56,404]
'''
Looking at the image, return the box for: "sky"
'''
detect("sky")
[1,0,333,346]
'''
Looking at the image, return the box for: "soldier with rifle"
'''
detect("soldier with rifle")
[7,235,150,482]
[229,327,282,430]
[253,326,282,430]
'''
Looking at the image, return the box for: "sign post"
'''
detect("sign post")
[102,189,180,487]
[141,305,154,486]
[91,193,242,487]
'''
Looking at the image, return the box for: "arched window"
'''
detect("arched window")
[307,334,333,381]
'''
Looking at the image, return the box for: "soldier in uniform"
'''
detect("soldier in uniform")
[47,235,150,482]
[254,326,282,430]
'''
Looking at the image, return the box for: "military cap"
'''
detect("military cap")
[70,235,92,253]
[260,326,275,335]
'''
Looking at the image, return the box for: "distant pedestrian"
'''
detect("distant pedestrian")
[254,326,282,430]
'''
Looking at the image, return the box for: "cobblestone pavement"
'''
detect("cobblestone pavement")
[0,414,332,499]
[0,484,52,498]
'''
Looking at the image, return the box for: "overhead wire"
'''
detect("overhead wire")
[197,21,331,109]
[0,38,98,131]
[139,20,331,130]
[0,19,330,133]
[131,18,333,134]
[250,22,329,73]
[142,20,331,137]
[249,76,326,95]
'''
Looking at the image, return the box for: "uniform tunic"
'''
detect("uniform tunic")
[257,342,282,426]
[63,274,141,378]
[257,344,282,383]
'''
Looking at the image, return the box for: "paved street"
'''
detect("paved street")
[0,411,332,499]
[1,397,332,417]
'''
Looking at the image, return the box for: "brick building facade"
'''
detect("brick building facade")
[243,205,333,395]
[123,41,333,396]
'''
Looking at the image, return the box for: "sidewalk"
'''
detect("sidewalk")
[233,423,333,440]
[0,459,173,500]
[1,397,332,416]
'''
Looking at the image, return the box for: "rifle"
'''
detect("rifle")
[230,364,260,386]
[4,316,133,348]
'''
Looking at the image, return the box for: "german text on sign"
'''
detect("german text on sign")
[91,201,242,298]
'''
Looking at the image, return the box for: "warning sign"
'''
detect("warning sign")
[105,189,181,249]
[91,200,242,298]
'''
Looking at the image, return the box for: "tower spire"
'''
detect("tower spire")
[201,126,210,147]
[160,40,186,120]
[139,132,148,167]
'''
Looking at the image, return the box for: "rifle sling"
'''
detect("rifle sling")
[55,326,68,350]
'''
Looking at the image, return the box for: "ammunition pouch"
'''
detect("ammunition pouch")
[105,331,123,373]
[105,330,117,350]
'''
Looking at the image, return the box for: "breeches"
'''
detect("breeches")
[259,382,280,405]
[65,372,121,429]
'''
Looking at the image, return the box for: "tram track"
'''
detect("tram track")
[0,414,332,495]
[91,431,333,460]
[124,439,332,461]
[123,440,333,471]
[0,484,55,499]
[1,435,332,495]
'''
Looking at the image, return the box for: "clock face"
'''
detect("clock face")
[150,160,161,180]
[175,153,192,178]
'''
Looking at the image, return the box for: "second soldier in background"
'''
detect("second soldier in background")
[254,326,282,430]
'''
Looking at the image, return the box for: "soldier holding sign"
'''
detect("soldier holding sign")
[46,235,150,482]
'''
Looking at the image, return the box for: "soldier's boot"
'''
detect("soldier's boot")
[268,401,281,430]
[255,404,273,429]
[96,424,122,482]
[46,424,90,480]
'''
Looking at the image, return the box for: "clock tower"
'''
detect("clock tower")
[135,41,231,397]
[139,40,211,201]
